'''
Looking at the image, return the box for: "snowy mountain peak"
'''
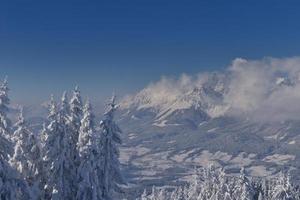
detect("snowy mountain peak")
[120,74,229,126]
[121,57,300,123]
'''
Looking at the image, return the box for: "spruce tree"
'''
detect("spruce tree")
[42,95,73,200]
[99,95,123,199]
[0,77,12,152]
[59,91,78,196]
[0,78,30,200]
[60,91,70,121]
[67,87,84,198]
[271,172,296,200]
[10,108,42,199]
[76,100,101,200]
[69,86,83,155]
[233,168,253,200]
[0,158,31,200]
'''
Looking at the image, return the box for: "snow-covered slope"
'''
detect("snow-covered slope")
[117,62,300,190]
[120,73,229,128]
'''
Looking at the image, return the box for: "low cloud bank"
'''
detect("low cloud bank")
[226,57,300,121]
[125,57,300,122]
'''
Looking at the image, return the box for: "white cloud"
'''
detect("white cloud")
[123,56,300,122]
[225,57,300,121]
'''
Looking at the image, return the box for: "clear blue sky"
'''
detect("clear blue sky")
[1,0,300,104]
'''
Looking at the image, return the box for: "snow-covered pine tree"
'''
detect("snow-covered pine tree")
[197,165,218,200]
[42,95,73,200]
[148,186,159,200]
[42,95,59,199]
[67,87,85,198]
[170,186,184,200]
[0,77,13,151]
[223,192,232,200]
[68,86,83,192]
[0,157,31,200]
[61,91,70,121]
[69,86,83,159]
[240,183,252,200]
[0,77,12,156]
[214,168,228,200]
[185,168,201,199]
[140,189,148,200]
[233,168,253,200]
[0,78,30,200]
[271,172,297,200]
[138,167,300,200]
[76,100,101,200]
[9,107,43,199]
[257,191,263,200]
[59,91,78,197]
[99,95,123,199]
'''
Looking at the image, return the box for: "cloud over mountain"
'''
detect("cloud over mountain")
[121,56,300,122]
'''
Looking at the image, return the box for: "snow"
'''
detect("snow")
[171,149,196,162]
[140,167,299,200]
[188,150,231,167]
[167,140,176,144]
[247,166,272,177]
[288,140,296,144]
[120,73,228,122]
[198,121,207,126]
[263,154,296,165]
[153,120,181,127]
[5,62,300,199]
[128,133,137,139]
[181,150,254,168]
[153,120,168,127]
[229,152,255,167]
[120,145,151,165]
[264,132,288,140]
[133,157,171,172]
[131,115,140,120]
[119,148,132,164]
[276,77,286,85]
[207,127,219,133]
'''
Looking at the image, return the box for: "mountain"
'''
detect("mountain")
[120,73,229,127]
[117,71,300,193]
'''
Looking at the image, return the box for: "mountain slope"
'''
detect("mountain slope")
[117,70,300,190]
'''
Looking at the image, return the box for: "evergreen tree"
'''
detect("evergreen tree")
[0,77,12,153]
[68,86,83,192]
[223,192,232,200]
[69,86,83,156]
[0,78,30,200]
[42,95,73,200]
[99,95,123,199]
[257,192,263,200]
[76,100,101,200]
[140,189,148,200]
[233,168,253,200]
[240,183,252,200]
[170,187,184,200]
[185,168,201,199]
[59,91,78,196]
[10,108,43,199]
[60,91,70,121]
[137,166,300,200]
[271,172,296,200]
[0,158,31,200]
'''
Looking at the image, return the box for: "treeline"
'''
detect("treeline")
[139,166,300,200]
[0,78,123,200]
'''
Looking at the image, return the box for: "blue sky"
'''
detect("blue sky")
[1,0,300,104]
